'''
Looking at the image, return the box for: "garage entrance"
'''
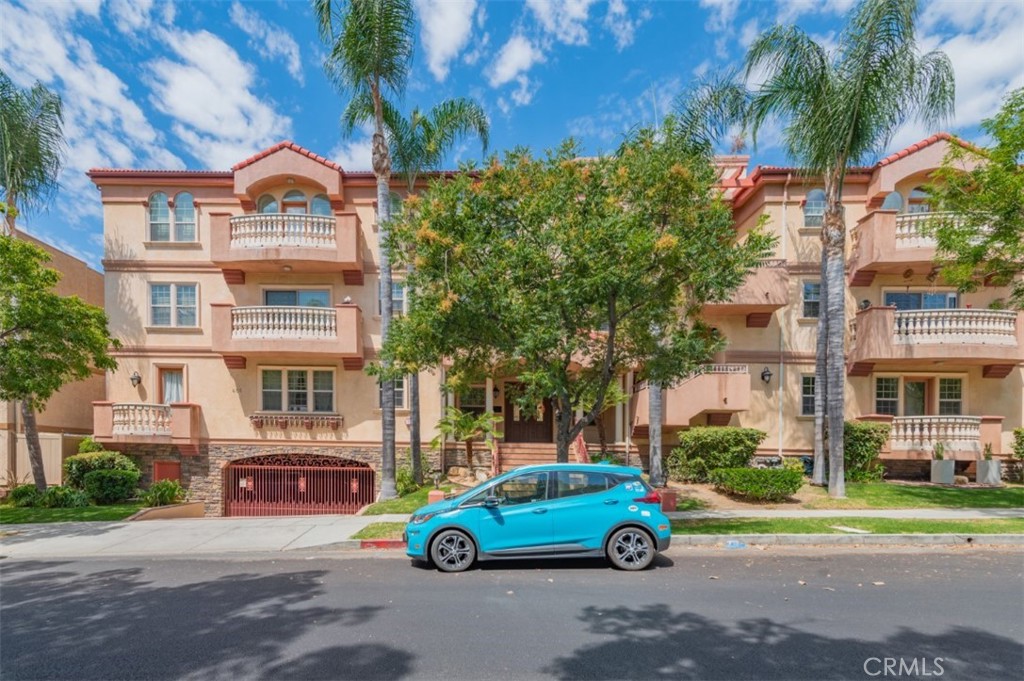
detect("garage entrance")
[224,454,375,517]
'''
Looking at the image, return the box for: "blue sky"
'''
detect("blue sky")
[2,0,1022,271]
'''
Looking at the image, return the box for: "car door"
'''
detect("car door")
[548,470,619,550]
[476,471,554,554]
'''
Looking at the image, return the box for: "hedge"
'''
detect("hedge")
[667,427,767,483]
[83,469,140,505]
[708,467,804,502]
[64,451,139,490]
[8,484,88,508]
[843,421,890,482]
[141,479,188,507]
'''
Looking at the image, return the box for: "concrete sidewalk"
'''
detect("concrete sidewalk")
[666,508,1024,520]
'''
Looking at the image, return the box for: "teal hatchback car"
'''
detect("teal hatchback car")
[405,463,671,572]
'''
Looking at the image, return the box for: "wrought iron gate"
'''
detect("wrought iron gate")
[224,454,375,517]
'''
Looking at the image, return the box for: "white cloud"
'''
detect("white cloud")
[526,0,596,46]
[330,124,374,171]
[463,31,490,66]
[568,76,682,146]
[108,0,156,34]
[487,34,545,88]
[739,19,759,48]
[147,29,292,168]
[603,0,651,51]
[700,0,739,33]
[229,1,304,85]
[510,75,539,107]
[415,0,478,81]
[774,0,855,24]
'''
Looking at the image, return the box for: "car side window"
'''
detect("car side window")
[493,472,548,505]
[556,471,608,498]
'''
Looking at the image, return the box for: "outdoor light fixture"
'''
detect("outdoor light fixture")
[760,367,773,384]
[492,386,501,400]
[130,371,142,387]
[861,299,871,310]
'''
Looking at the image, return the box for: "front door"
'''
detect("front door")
[503,383,553,443]
[904,380,927,416]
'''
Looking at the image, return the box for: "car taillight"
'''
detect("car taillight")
[634,491,661,504]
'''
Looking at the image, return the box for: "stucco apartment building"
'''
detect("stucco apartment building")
[1,231,106,487]
[89,135,1022,516]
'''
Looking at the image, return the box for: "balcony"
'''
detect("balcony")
[702,260,789,327]
[850,211,966,286]
[632,364,750,434]
[848,307,1022,376]
[211,303,364,368]
[92,402,201,455]
[858,414,1005,460]
[211,213,363,282]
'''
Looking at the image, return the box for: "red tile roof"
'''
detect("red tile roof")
[231,140,344,172]
[876,131,974,166]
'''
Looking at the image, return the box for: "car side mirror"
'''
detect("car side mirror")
[484,495,500,508]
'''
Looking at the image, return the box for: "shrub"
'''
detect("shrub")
[64,451,139,489]
[141,479,188,507]
[708,467,804,502]
[843,421,890,482]
[77,436,105,454]
[9,484,41,508]
[83,469,140,504]
[39,486,90,508]
[396,466,419,497]
[667,427,767,483]
[1010,428,1024,483]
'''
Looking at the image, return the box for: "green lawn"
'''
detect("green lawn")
[362,485,455,515]
[675,496,707,512]
[801,482,1024,509]
[0,502,145,524]
[672,517,1024,535]
[352,521,406,540]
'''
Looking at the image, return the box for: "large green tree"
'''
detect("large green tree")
[316,0,415,499]
[928,88,1024,308]
[380,121,774,463]
[0,236,118,490]
[741,0,955,497]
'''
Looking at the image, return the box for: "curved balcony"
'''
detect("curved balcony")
[632,364,750,434]
[702,260,789,327]
[850,211,969,285]
[92,402,201,455]
[211,212,363,282]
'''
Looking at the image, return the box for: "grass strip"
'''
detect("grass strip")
[362,485,455,515]
[672,517,1024,535]
[352,521,406,540]
[0,502,146,524]
[800,483,1024,510]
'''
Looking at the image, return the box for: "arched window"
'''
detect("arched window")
[173,192,195,241]
[282,190,307,214]
[148,192,170,241]
[907,186,930,214]
[881,191,903,211]
[258,194,278,213]
[310,194,332,216]
[804,189,826,227]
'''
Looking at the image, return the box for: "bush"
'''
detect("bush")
[1010,428,1024,483]
[83,469,140,504]
[77,436,105,454]
[141,479,188,507]
[9,484,41,508]
[64,451,139,490]
[844,421,890,482]
[396,466,419,497]
[38,486,90,508]
[708,467,804,502]
[667,427,767,483]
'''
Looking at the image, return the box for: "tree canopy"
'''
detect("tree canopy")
[379,120,775,461]
[929,88,1024,308]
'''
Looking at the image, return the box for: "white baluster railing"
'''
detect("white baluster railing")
[229,214,336,249]
[894,212,958,249]
[112,403,172,436]
[890,415,982,454]
[231,306,338,339]
[893,309,1018,346]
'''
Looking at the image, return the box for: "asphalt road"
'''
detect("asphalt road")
[1,547,1021,681]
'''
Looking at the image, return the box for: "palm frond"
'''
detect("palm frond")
[672,71,750,154]
[323,0,415,100]
[423,98,490,160]
[0,70,65,216]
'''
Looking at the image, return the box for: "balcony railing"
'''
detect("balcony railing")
[890,415,981,454]
[211,303,364,363]
[112,403,172,436]
[893,309,1018,346]
[231,306,337,339]
[229,214,336,249]
[633,364,750,430]
[94,401,201,454]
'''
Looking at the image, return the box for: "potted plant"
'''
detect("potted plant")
[930,442,955,485]
[976,443,1002,485]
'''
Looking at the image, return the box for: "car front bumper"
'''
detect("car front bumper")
[657,533,671,551]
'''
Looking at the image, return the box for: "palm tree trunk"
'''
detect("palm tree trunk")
[812,252,828,485]
[409,372,422,485]
[822,203,847,498]
[648,382,664,487]
[376,167,397,501]
[21,401,47,492]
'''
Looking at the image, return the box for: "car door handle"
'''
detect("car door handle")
[532,508,548,514]
[604,499,619,505]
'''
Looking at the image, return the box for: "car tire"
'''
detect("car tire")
[430,529,476,573]
[606,527,655,571]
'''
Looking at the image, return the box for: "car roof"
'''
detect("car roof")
[510,462,643,476]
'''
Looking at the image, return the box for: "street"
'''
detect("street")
[1,547,1021,681]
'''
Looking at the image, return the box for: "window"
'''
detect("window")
[264,289,330,307]
[493,471,548,505]
[258,194,278,213]
[261,368,335,413]
[875,377,898,415]
[148,192,170,241]
[159,368,185,404]
[380,281,406,315]
[458,386,487,416]
[556,471,608,498]
[938,378,962,415]
[907,186,930,214]
[150,283,198,327]
[803,282,821,318]
[173,192,195,241]
[801,375,815,416]
[282,190,307,214]
[804,189,826,227]
[881,191,903,211]
[379,376,408,409]
[311,194,332,216]
[148,192,197,242]
[884,291,957,311]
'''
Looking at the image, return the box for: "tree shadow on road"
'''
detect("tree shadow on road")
[543,604,1023,680]
[0,561,414,680]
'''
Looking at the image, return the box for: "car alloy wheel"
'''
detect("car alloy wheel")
[430,529,476,573]
[607,527,654,571]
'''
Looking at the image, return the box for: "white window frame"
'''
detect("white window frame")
[379,376,408,410]
[803,189,826,227]
[802,281,821,319]
[149,282,199,327]
[874,376,899,415]
[871,373,969,416]
[258,367,337,414]
[379,280,407,316]
[938,378,963,416]
[800,374,815,417]
[147,191,198,243]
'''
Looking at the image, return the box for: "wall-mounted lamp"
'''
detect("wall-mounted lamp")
[130,371,142,388]
[492,386,501,400]
[760,367,773,384]
[860,299,871,310]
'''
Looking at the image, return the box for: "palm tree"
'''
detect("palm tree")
[315,0,415,500]
[742,0,954,497]
[344,95,489,485]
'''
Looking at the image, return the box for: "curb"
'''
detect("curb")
[671,533,1024,546]
[359,539,407,550]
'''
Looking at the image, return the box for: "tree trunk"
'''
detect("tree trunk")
[376,170,397,500]
[812,251,828,486]
[465,437,473,471]
[822,204,847,498]
[3,193,17,236]
[596,412,608,455]
[409,372,422,485]
[648,382,664,487]
[21,401,47,492]
[555,400,572,463]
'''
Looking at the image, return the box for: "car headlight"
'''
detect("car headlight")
[411,512,437,524]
